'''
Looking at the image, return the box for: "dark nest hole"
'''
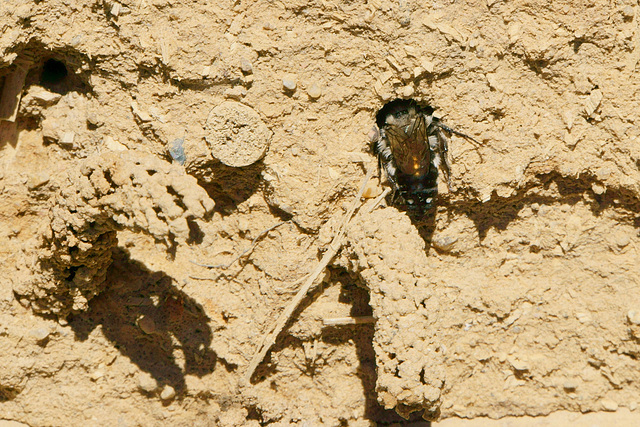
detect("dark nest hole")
[0,41,93,147]
[0,385,20,402]
[19,41,93,95]
[40,58,68,86]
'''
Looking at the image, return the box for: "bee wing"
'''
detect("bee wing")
[384,114,430,175]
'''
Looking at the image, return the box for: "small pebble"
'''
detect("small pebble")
[431,235,458,253]
[401,85,414,97]
[27,173,50,190]
[508,355,529,371]
[563,379,578,391]
[111,2,121,16]
[137,315,157,335]
[240,58,253,74]
[224,86,247,100]
[60,131,75,146]
[86,112,104,128]
[628,310,640,325]
[282,78,297,91]
[104,136,128,152]
[591,182,606,195]
[30,86,61,104]
[362,180,381,199]
[602,398,618,411]
[160,385,176,401]
[70,34,83,46]
[29,327,50,342]
[622,5,634,18]
[421,59,435,73]
[91,368,105,381]
[137,372,158,393]
[629,401,638,411]
[307,83,322,99]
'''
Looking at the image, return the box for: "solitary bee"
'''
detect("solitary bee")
[372,99,479,215]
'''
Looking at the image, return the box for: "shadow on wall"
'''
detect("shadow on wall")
[447,171,640,241]
[69,248,217,394]
[408,171,640,253]
[196,160,265,215]
[334,282,431,426]
[251,265,431,425]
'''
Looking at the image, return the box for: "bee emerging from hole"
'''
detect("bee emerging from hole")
[372,98,479,216]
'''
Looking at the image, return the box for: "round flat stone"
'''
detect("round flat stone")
[206,101,272,167]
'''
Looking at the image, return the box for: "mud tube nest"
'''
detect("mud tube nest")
[12,150,214,318]
[338,208,444,420]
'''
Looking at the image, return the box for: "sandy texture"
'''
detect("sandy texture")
[1,0,640,425]
[13,150,214,317]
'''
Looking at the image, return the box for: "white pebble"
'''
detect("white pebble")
[160,385,176,401]
[29,327,50,342]
[60,131,75,146]
[240,58,253,74]
[591,183,605,195]
[602,398,618,411]
[91,368,105,381]
[307,83,322,99]
[628,310,640,325]
[282,78,297,91]
[137,372,158,393]
[401,85,414,97]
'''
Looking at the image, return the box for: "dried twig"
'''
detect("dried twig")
[322,316,376,326]
[191,221,288,270]
[365,187,391,214]
[244,170,374,382]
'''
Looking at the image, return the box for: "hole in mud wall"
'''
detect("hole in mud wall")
[0,45,93,142]
[29,54,90,95]
[40,58,68,86]
[17,41,92,96]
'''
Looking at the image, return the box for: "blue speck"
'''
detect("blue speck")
[169,137,186,165]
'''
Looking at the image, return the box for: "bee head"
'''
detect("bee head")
[375,99,434,129]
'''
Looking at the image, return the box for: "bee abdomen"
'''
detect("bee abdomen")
[396,170,438,212]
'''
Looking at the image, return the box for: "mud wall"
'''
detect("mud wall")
[1,0,640,425]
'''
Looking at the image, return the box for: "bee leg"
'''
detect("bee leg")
[438,123,481,146]
[435,129,452,191]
